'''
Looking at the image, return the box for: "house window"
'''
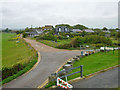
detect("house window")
[65,28,68,32]
[58,28,62,32]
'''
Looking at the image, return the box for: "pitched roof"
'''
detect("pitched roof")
[84,29,94,32]
[71,29,82,32]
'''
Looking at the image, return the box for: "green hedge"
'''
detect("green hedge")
[1,56,37,84]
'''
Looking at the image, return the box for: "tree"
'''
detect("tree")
[102,27,108,31]
[70,38,77,48]
[25,27,29,32]
[23,32,28,38]
[4,28,9,32]
[72,24,88,30]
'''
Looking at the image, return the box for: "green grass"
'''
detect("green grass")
[67,50,118,80]
[110,37,118,44]
[1,56,37,84]
[1,33,38,84]
[2,33,36,68]
[45,50,119,88]
[38,39,71,48]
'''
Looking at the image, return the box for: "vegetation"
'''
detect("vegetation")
[2,33,37,84]
[67,50,118,80]
[2,56,37,84]
[37,34,113,49]
[45,50,119,88]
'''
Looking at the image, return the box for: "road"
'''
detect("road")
[72,67,119,88]
[3,38,83,88]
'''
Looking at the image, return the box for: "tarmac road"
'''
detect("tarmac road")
[72,67,119,88]
[3,38,83,88]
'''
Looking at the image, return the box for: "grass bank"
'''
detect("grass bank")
[2,33,36,68]
[2,33,38,84]
[45,50,119,88]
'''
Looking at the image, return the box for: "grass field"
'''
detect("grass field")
[45,50,119,88]
[2,33,36,68]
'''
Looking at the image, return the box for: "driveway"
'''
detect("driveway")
[72,67,119,88]
[3,39,83,88]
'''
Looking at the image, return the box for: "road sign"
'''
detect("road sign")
[57,77,73,89]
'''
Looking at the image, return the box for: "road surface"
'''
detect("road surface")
[3,39,83,88]
[72,67,119,88]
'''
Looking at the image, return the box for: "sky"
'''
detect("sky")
[0,0,119,30]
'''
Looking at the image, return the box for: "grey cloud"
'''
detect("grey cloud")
[1,1,118,29]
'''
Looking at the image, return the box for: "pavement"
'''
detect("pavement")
[3,38,83,88]
[72,67,119,88]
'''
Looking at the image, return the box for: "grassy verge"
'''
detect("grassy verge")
[38,39,71,48]
[2,33,36,67]
[1,56,37,84]
[2,33,38,84]
[45,50,119,88]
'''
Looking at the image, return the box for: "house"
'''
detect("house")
[55,26,70,34]
[71,29,82,33]
[103,30,110,33]
[26,29,43,37]
[116,30,120,32]
[42,25,53,31]
[84,29,94,33]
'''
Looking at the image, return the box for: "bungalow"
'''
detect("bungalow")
[84,29,94,33]
[71,29,82,33]
[26,29,43,37]
[42,25,53,31]
[55,26,70,34]
[103,30,110,33]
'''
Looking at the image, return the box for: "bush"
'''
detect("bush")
[1,57,37,84]
[56,43,71,49]
[37,34,57,42]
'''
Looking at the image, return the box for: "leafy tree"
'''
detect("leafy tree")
[72,24,88,30]
[70,38,77,48]
[102,27,108,31]
[23,32,28,38]
[25,27,30,32]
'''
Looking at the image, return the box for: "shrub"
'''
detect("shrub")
[56,43,71,49]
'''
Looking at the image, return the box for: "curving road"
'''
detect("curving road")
[3,38,83,88]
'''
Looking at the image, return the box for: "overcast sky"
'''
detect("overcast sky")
[0,0,119,29]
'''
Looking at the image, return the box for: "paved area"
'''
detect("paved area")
[72,67,119,88]
[3,38,83,88]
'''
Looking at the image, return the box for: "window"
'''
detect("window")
[59,28,62,32]
[65,28,68,32]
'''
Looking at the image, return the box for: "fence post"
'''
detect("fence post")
[65,75,68,82]
[80,65,83,78]
[55,73,57,86]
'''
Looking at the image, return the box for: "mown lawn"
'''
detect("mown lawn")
[2,33,36,68]
[67,50,118,80]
